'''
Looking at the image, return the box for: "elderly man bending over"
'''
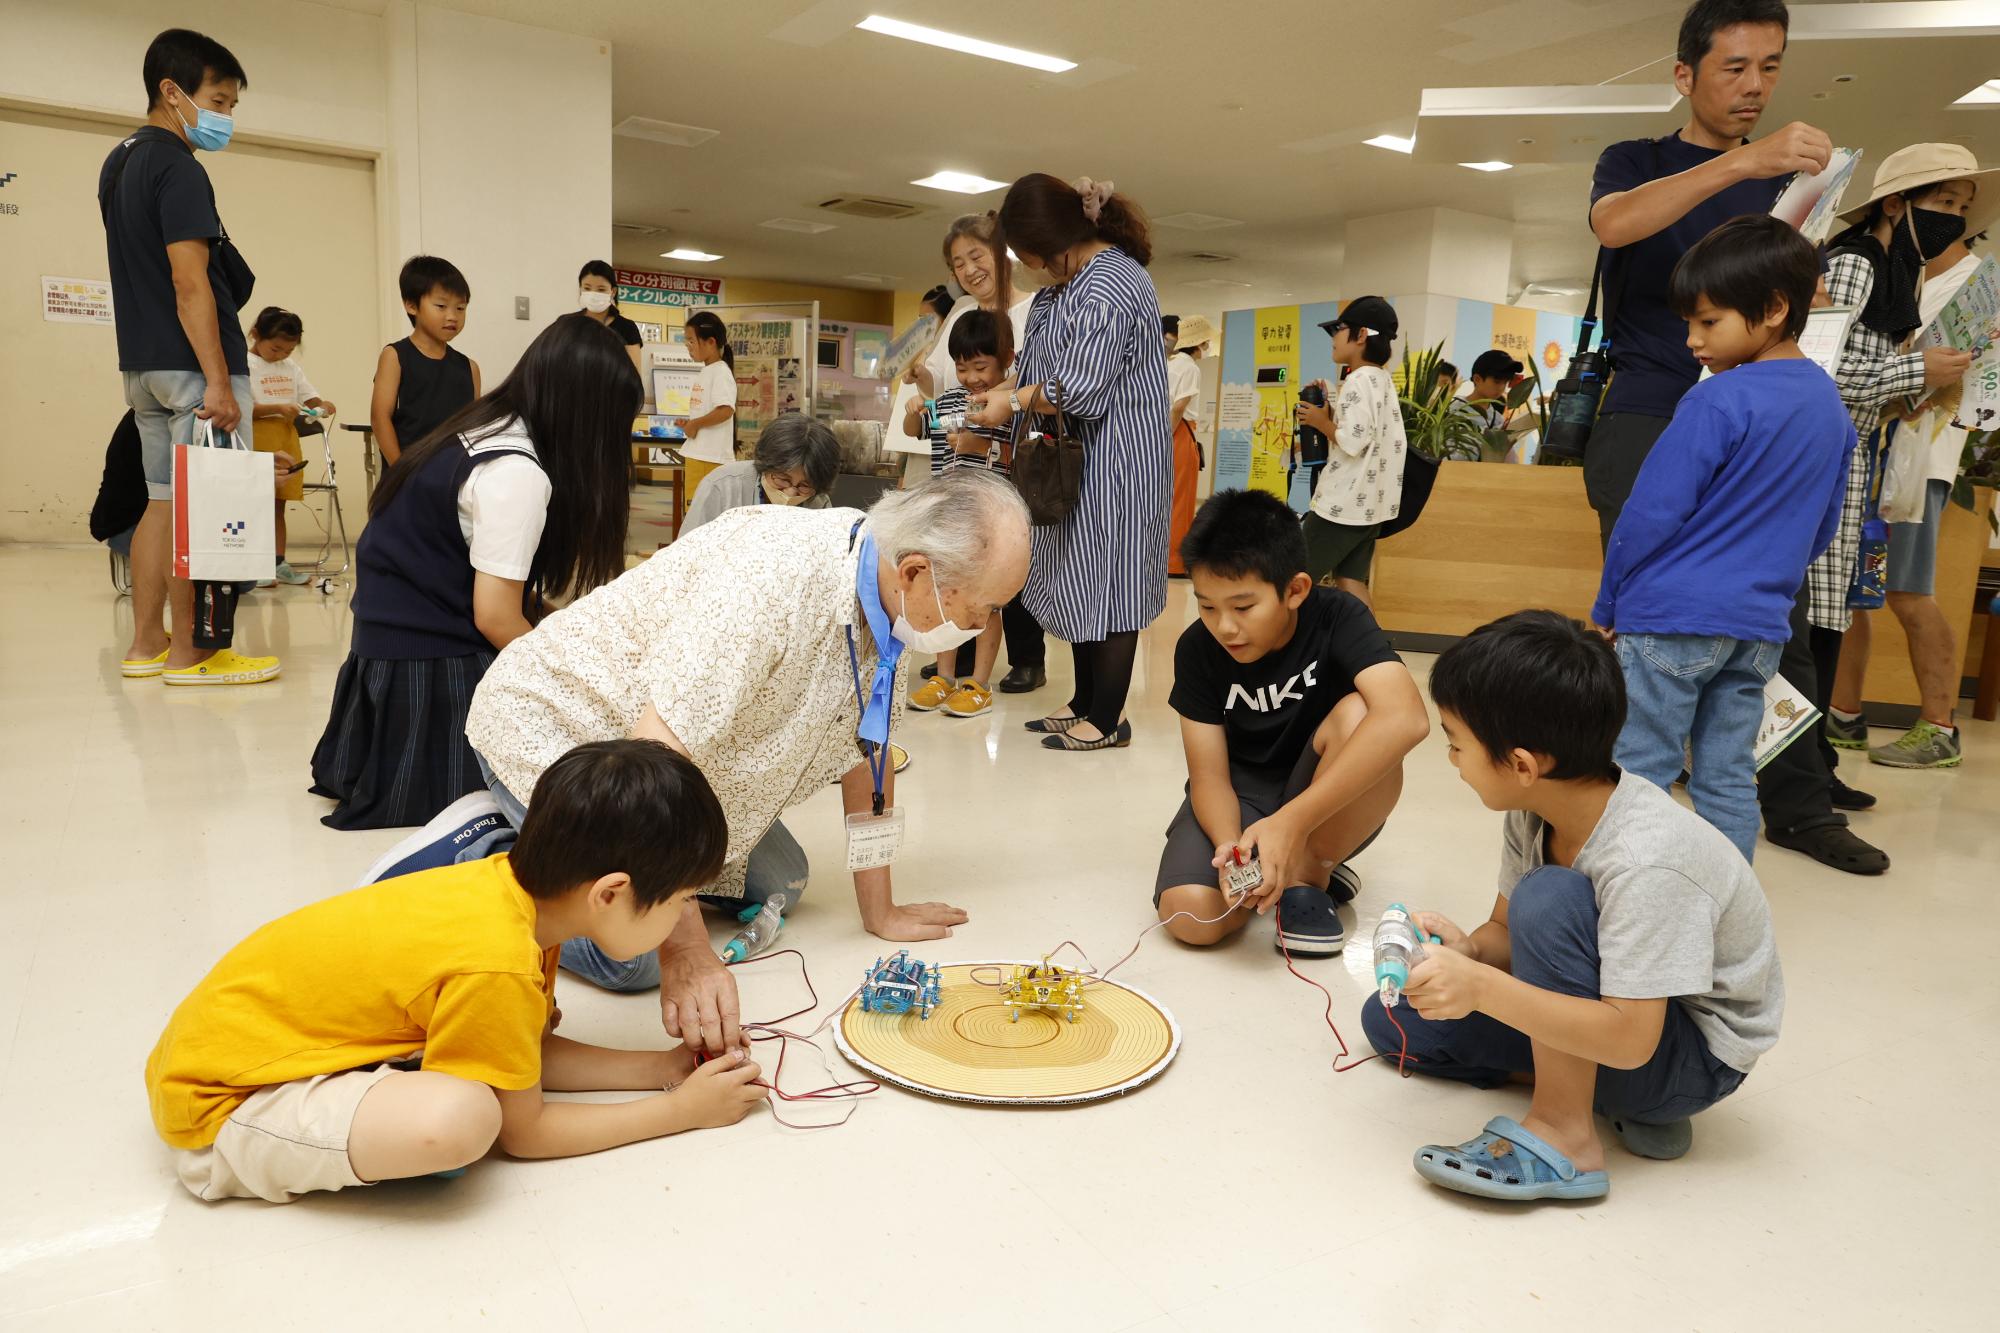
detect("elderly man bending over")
[466,470,1032,1054]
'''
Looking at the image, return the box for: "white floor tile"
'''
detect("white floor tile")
[3,544,1997,1328]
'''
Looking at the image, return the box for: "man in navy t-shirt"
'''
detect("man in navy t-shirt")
[1583,0,1827,546]
[1586,1,1888,877]
[104,28,279,686]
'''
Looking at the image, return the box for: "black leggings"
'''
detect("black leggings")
[1003,593,1045,669]
[1066,631,1140,734]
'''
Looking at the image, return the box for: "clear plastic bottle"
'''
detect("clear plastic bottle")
[1372,902,1430,1008]
[720,892,788,964]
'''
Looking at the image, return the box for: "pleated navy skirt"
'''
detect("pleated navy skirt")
[308,650,495,830]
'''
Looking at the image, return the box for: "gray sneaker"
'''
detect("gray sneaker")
[1824,710,1870,750]
[1869,721,1962,769]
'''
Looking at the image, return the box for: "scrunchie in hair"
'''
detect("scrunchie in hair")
[1073,176,1115,224]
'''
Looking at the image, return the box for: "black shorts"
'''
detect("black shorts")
[1301,512,1379,585]
[1152,747,1381,904]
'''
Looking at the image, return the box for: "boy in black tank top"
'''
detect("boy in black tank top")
[370,255,480,465]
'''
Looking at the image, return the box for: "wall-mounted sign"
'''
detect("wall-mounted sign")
[614,267,723,308]
[42,275,113,325]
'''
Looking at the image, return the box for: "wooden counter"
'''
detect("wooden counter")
[1372,462,1602,640]
[1373,461,1995,719]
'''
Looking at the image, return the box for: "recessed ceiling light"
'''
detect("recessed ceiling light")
[1459,161,1514,172]
[843,272,899,285]
[855,15,1076,73]
[612,116,719,148]
[1157,211,1245,230]
[911,170,1008,194]
[1421,85,1680,117]
[1956,80,2000,105]
[760,217,838,234]
[1363,133,1416,154]
[661,248,723,262]
[1833,73,1855,83]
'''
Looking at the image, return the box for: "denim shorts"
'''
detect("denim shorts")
[123,370,254,501]
[1886,479,1950,596]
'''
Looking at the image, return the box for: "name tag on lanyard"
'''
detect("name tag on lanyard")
[845,805,905,871]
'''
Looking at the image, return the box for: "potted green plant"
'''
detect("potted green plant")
[1397,342,1486,463]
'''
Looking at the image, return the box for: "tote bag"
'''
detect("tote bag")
[173,419,276,582]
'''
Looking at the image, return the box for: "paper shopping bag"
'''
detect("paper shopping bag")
[173,421,275,582]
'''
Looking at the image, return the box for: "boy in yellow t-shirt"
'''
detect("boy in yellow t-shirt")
[146,740,766,1204]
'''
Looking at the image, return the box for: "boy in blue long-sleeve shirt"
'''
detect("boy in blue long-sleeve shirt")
[1594,215,1853,861]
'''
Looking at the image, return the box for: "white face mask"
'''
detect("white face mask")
[892,571,979,653]
[579,290,614,313]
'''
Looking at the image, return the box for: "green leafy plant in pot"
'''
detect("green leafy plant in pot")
[1397,342,1486,463]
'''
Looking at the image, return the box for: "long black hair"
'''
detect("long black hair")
[370,313,639,603]
[683,310,734,369]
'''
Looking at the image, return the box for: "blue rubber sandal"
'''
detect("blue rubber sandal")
[1413,1115,1610,1202]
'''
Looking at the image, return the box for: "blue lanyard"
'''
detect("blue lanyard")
[846,522,902,816]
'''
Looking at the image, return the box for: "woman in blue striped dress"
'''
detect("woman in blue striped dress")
[969,174,1170,752]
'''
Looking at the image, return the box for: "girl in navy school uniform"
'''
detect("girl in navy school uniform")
[309,314,641,829]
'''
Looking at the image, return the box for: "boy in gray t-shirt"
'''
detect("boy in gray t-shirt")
[1360,611,1783,1205]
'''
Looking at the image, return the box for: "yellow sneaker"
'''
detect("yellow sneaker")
[941,679,993,717]
[162,648,282,686]
[909,675,954,711]
[121,646,171,679]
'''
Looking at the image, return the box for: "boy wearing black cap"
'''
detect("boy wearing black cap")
[1294,296,1407,605]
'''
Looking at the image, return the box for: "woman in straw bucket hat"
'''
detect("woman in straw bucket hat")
[1164,314,1212,575]
[1804,144,1992,785]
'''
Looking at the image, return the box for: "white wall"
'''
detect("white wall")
[383,2,613,374]
[0,0,385,154]
[0,0,616,543]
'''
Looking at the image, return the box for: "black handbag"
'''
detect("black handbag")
[1377,447,1439,540]
[1010,380,1084,526]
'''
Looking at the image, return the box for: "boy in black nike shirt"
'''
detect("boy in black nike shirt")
[1157,490,1429,955]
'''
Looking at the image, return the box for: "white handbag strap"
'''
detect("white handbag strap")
[194,415,251,451]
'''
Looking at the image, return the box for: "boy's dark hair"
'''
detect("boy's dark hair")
[1161,314,1180,337]
[250,306,302,342]
[1429,611,1624,782]
[512,740,727,910]
[143,29,247,109]
[399,254,471,324]
[921,284,957,321]
[1179,489,1309,589]
[1677,0,1789,69]
[578,259,618,286]
[1669,213,1816,340]
[1436,360,1458,380]
[947,307,1013,365]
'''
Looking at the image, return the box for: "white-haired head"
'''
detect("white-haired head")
[865,469,1030,592]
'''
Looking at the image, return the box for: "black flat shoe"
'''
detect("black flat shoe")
[998,664,1046,693]
[1765,824,1889,875]
[920,662,940,681]
[1024,713,1082,734]
[1040,720,1132,751]
[1829,779,1877,812]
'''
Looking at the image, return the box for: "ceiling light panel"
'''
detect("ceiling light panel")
[661,248,723,262]
[1363,134,1417,153]
[855,16,1076,72]
[1419,85,1681,117]
[1957,79,2000,104]
[1791,2,2000,40]
[760,217,838,234]
[911,170,1008,194]
[613,116,719,148]
[1459,160,1513,172]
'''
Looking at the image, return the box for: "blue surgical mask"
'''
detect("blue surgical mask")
[171,84,234,152]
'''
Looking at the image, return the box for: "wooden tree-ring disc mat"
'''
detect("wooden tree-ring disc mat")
[832,961,1181,1105]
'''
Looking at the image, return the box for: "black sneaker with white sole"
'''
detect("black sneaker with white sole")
[1275,886,1346,957]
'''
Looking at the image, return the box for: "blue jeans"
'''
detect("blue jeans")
[474,750,811,993]
[1359,867,1745,1123]
[1614,633,1779,862]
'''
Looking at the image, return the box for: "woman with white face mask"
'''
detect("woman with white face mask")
[680,412,840,531]
[465,471,1031,1056]
[576,259,644,375]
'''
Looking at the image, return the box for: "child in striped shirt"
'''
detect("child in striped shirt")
[901,308,1015,717]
